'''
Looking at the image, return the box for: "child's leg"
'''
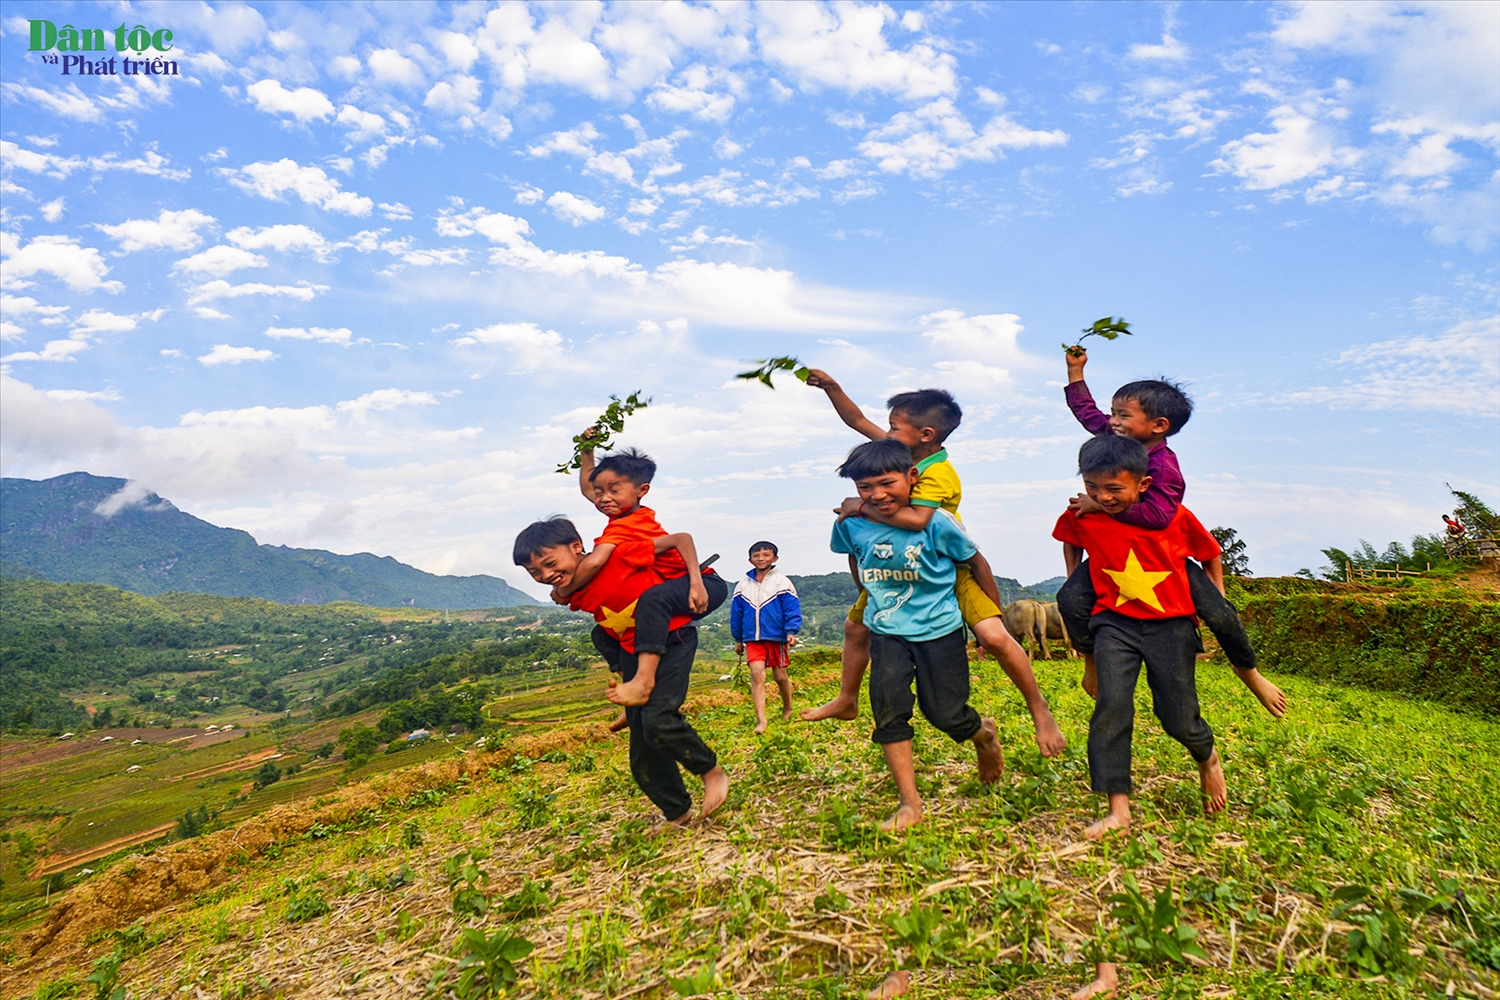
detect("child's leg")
[1071,963,1118,1000]
[971,616,1066,757]
[612,573,727,705]
[591,625,630,732]
[771,664,794,720]
[637,629,729,819]
[619,650,693,824]
[801,599,870,721]
[867,632,923,830]
[748,658,769,733]
[1186,561,1286,718]
[1139,618,1226,814]
[1085,614,1143,838]
[909,627,1003,784]
[1056,561,1099,697]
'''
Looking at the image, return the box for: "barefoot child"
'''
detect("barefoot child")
[731,541,803,734]
[799,373,1065,758]
[1059,348,1285,718]
[1054,434,1229,1000]
[515,517,729,824]
[831,439,1005,832]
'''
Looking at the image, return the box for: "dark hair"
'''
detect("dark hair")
[838,439,915,480]
[748,540,779,557]
[1078,435,1150,480]
[589,447,656,485]
[512,516,582,565]
[886,388,962,443]
[1113,378,1192,436]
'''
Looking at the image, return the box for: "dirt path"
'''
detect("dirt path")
[34,823,176,877]
[170,747,280,782]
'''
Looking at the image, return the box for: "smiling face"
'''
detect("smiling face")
[1082,469,1154,515]
[524,541,585,588]
[590,469,650,518]
[749,547,777,572]
[1108,396,1171,443]
[853,466,920,515]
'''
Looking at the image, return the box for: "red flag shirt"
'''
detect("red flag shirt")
[567,537,693,653]
[1052,505,1222,620]
[597,505,688,579]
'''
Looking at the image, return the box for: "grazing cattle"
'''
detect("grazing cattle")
[1043,602,1078,658]
[1003,599,1050,660]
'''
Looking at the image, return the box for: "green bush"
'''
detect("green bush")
[1234,583,1500,716]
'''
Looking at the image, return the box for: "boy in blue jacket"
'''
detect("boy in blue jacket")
[731,541,803,734]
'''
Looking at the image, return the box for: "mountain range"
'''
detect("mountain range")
[0,473,536,609]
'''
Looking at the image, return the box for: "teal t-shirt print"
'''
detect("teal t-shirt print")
[830,509,976,642]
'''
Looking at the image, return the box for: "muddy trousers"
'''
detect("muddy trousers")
[1057,559,1257,670]
[592,626,717,821]
[1088,612,1215,795]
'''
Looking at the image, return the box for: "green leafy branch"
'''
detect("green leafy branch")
[736,356,810,389]
[1063,316,1132,357]
[556,392,650,474]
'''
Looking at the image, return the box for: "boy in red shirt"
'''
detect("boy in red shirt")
[515,516,728,824]
[1054,435,1228,998]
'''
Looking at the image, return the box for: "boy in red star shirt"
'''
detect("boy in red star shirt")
[1054,435,1229,999]
[515,516,729,825]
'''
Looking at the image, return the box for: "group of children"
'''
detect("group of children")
[513,345,1288,996]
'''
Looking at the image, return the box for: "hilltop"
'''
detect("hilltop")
[0,473,536,610]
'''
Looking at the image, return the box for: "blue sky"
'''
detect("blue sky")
[2,1,1496,597]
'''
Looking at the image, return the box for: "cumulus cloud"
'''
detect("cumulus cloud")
[198,344,277,366]
[1212,105,1360,191]
[265,326,358,346]
[547,190,607,225]
[226,224,332,257]
[857,100,1068,178]
[96,209,217,253]
[0,232,122,293]
[219,159,374,216]
[187,280,328,305]
[451,321,565,369]
[246,79,335,122]
[757,2,957,100]
[174,245,268,277]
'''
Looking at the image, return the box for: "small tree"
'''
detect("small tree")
[253,761,281,789]
[1209,527,1251,577]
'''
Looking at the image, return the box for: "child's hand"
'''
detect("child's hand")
[1068,492,1105,516]
[787,635,798,648]
[1065,346,1088,376]
[833,497,865,521]
[804,368,840,392]
[550,586,569,605]
[735,642,744,656]
[688,579,709,613]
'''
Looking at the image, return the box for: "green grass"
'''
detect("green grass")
[3,652,1498,999]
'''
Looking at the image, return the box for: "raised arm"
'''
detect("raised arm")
[805,369,886,442]
[1063,350,1110,436]
[577,440,598,501]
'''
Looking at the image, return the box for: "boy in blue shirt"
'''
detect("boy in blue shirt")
[830,439,1004,833]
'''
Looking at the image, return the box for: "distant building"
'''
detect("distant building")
[407,728,431,742]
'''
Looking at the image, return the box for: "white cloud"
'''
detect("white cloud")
[857,100,1069,178]
[714,137,745,159]
[0,233,122,293]
[72,309,139,335]
[920,310,1036,365]
[1212,105,1360,191]
[246,79,335,122]
[369,48,426,87]
[451,321,565,369]
[337,105,388,142]
[96,209,217,253]
[1,336,93,363]
[757,2,957,100]
[424,75,483,115]
[175,245,268,278]
[514,184,545,205]
[220,159,374,216]
[187,280,328,305]
[198,344,277,366]
[379,202,414,220]
[265,326,357,346]
[43,387,122,402]
[547,191,607,225]
[226,224,331,257]
[336,388,438,420]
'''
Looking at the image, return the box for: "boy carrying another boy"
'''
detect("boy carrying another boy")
[515,516,729,825]
[731,541,803,734]
[801,372,1066,758]
[1055,435,1231,1000]
[831,439,1005,832]
[1060,349,1285,718]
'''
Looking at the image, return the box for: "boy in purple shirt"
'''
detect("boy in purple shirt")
[1058,348,1286,719]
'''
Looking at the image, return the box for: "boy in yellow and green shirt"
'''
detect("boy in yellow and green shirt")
[799,372,1066,758]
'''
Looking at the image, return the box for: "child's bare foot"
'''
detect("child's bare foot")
[754,718,768,735]
[879,801,922,833]
[1236,668,1287,718]
[1070,963,1118,1000]
[1084,813,1130,841]
[664,809,691,829]
[606,678,652,706]
[800,694,858,722]
[700,766,729,820]
[972,717,1004,784]
[1081,654,1098,700]
[782,706,794,722]
[1199,750,1227,814]
[867,970,910,999]
[608,712,628,733]
[1030,703,1066,757]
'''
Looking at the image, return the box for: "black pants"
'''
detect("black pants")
[1087,612,1215,795]
[591,626,718,821]
[1057,559,1257,670]
[633,571,728,656]
[868,628,982,745]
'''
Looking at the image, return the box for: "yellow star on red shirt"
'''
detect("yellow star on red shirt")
[598,599,639,634]
[1102,549,1173,612]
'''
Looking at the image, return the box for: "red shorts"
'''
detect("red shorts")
[743,641,790,669]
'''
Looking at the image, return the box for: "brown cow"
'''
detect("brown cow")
[1003,599,1050,660]
[1044,601,1078,658]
